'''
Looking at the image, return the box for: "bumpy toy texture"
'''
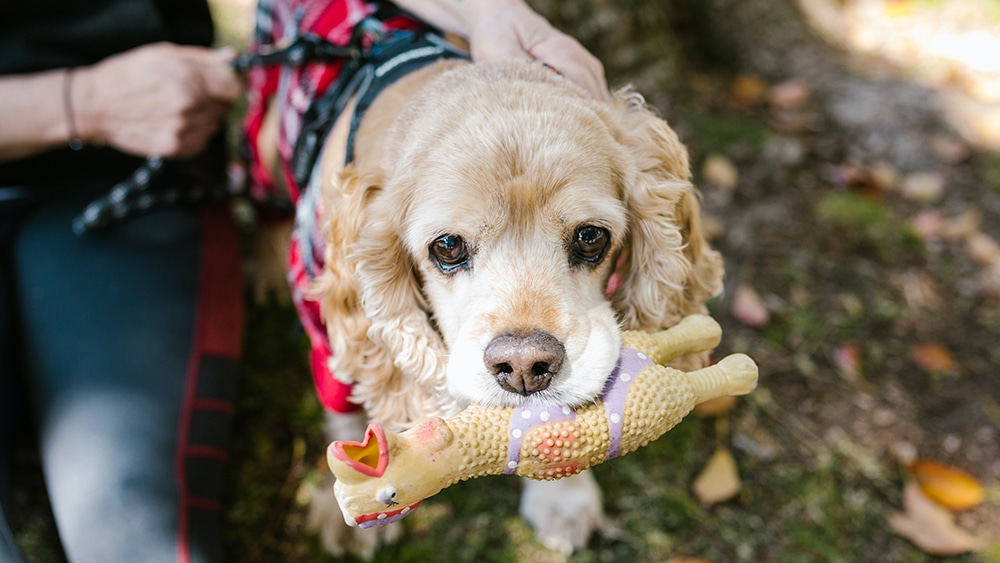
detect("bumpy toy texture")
[327,314,758,528]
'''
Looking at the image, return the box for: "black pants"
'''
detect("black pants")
[0,181,244,563]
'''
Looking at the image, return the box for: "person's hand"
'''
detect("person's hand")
[468,2,609,102]
[72,42,242,158]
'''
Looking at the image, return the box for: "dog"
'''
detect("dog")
[247,5,722,558]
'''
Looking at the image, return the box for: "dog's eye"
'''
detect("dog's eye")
[571,225,610,265]
[430,234,471,272]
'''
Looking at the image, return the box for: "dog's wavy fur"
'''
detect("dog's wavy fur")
[311,60,722,432]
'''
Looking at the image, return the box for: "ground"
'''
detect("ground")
[11,0,1000,561]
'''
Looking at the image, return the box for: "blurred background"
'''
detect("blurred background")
[11,0,1000,561]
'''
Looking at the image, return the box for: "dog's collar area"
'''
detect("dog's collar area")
[229,17,387,73]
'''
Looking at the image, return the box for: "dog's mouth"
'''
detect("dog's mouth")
[353,501,422,528]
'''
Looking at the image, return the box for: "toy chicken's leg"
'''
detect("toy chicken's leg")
[686,353,758,403]
[621,314,722,364]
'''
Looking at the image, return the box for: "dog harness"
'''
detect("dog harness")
[243,0,469,413]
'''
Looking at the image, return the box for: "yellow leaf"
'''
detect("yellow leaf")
[887,481,984,555]
[729,74,767,108]
[692,447,741,504]
[910,343,957,375]
[910,459,985,511]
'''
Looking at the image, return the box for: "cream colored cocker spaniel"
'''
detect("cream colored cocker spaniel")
[260,57,722,557]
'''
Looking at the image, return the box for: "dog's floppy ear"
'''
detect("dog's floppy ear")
[316,166,454,429]
[610,89,724,331]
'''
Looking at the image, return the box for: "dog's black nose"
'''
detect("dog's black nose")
[484,331,565,396]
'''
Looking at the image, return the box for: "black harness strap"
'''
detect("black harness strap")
[291,23,469,189]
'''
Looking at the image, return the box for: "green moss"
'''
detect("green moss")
[816,192,888,230]
[816,192,923,263]
[985,155,1000,195]
[686,112,773,157]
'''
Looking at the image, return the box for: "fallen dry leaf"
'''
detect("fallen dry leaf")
[909,210,944,241]
[891,441,918,466]
[941,209,981,240]
[768,79,812,109]
[910,342,958,375]
[694,395,738,417]
[692,447,742,504]
[887,480,984,555]
[900,172,946,203]
[826,163,865,189]
[732,285,770,327]
[897,270,943,311]
[729,74,768,107]
[832,344,862,380]
[869,161,900,192]
[701,154,739,191]
[910,459,986,511]
[975,262,1000,297]
[827,162,895,198]
[930,135,971,163]
[967,232,1000,265]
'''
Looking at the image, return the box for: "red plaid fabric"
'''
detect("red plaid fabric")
[243,0,420,413]
[244,0,373,203]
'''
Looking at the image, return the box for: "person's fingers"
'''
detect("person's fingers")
[469,24,529,64]
[165,44,243,102]
[135,102,225,157]
[530,38,610,102]
[174,130,214,158]
[172,116,223,157]
[198,63,242,103]
[469,6,610,102]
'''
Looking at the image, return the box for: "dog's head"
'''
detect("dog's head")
[322,61,722,425]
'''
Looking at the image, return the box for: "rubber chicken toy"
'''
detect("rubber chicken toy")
[328,314,758,528]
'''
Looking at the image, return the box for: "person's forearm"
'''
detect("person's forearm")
[0,70,77,163]
[392,0,521,36]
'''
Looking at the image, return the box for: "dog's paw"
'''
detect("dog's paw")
[305,478,402,560]
[519,471,614,555]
